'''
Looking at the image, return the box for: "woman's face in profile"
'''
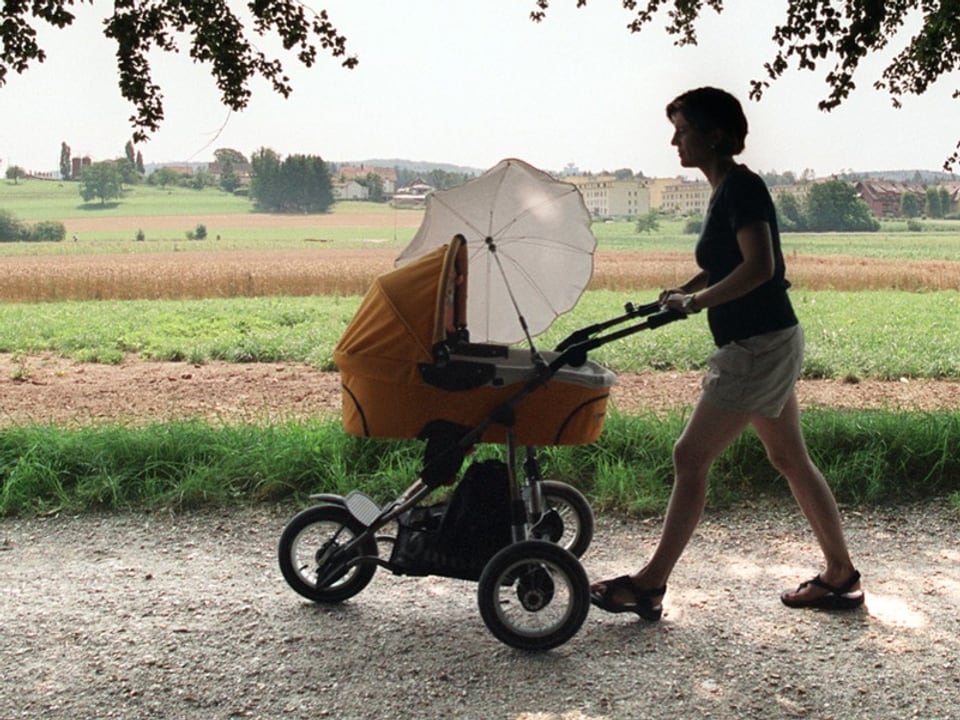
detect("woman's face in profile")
[670,112,715,170]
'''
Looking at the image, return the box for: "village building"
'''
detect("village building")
[659,178,712,215]
[854,179,916,218]
[336,165,397,196]
[564,176,652,218]
[331,179,369,201]
[390,182,434,208]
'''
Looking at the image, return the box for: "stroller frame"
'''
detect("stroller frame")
[278,297,685,651]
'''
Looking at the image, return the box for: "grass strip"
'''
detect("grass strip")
[2,289,959,379]
[2,410,957,517]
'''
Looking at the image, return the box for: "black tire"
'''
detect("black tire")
[534,481,594,558]
[278,504,378,603]
[477,540,590,651]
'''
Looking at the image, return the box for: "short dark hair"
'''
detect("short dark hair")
[666,87,748,156]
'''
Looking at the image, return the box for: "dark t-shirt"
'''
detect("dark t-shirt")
[696,165,798,347]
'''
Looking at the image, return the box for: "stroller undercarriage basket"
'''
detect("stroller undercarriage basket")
[389,459,512,581]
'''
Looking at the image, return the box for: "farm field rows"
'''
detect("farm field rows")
[2,248,960,303]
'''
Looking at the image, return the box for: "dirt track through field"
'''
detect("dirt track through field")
[2,354,959,429]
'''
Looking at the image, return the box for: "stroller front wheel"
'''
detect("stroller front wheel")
[278,504,379,603]
[477,540,590,651]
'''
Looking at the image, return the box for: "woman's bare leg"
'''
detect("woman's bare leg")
[751,392,860,600]
[592,395,750,601]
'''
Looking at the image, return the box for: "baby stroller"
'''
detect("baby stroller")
[278,161,684,650]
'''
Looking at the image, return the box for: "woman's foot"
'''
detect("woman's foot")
[590,575,666,621]
[781,569,864,610]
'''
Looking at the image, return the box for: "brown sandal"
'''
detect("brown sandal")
[590,575,666,621]
[781,570,864,610]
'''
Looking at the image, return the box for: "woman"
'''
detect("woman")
[590,87,863,620]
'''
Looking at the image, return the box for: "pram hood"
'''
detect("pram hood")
[333,239,466,387]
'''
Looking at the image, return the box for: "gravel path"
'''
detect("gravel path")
[2,500,958,720]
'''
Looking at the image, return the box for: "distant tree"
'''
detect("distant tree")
[79,161,123,205]
[214,149,246,193]
[219,161,241,193]
[635,210,660,233]
[114,157,139,186]
[425,168,473,191]
[359,172,385,202]
[776,191,806,231]
[186,168,214,190]
[5,165,26,183]
[124,140,135,165]
[804,180,880,231]
[0,213,61,241]
[249,148,333,213]
[900,191,922,218]
[249,147,282,207]
[760,170,798,187]
[135,150,145,175]
[939,187,952,216]
[614,168,634,180]
[59,141,71,181]
[147,167,180,188]
[926,187,943,218]
[0,209,25,240]
[214,148,248,166]
[26,220,65,242]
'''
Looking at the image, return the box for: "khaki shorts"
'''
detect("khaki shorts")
[701,325,804,417]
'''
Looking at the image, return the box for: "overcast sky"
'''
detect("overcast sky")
[2,1,958,179]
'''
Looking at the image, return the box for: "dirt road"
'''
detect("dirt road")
[4,354,960,428]
[2,501,958,719]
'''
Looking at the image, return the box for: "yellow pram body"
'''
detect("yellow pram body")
[333,238,616,446]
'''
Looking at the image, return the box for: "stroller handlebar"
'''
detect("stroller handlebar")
[553,299,687,355]
[623,300,663,317]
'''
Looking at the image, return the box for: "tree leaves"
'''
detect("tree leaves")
[3,1,958,168]
[533,0,960,169]
[1,0,356,143]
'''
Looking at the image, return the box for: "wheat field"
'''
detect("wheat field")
[1,247,957,303]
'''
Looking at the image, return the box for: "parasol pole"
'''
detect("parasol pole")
[485,236,543,362]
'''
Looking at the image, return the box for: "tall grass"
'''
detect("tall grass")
[2,411,957,516]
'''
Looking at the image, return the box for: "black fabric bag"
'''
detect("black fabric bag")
[390,459,512,580]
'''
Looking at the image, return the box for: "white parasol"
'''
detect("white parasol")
[395,158,596,345]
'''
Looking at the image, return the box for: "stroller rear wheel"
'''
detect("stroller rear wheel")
[533,481,594,558]
[477,540,590,651]
[278,504,378,603]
